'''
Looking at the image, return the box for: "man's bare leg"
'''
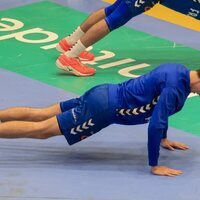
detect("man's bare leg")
[80,19,110,47]
[0,116,61,139]
[80,8,106,33]
[0,104,61,122]
[64,19,110,59]
[56,19,110,76]
[56,8,107,63]
[58,8,106,48]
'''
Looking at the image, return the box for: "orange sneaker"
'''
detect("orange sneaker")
[56,39,71,53]
[56,39,95,61]
[79,51,94,61]
[56,54,96,77]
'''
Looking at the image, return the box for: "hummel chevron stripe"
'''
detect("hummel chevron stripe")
[117,96,160,116]
[70,119,95,135]
[135,0,146,8]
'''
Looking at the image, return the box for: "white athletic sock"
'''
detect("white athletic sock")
[65,40,86,58]
[65,26,85,45]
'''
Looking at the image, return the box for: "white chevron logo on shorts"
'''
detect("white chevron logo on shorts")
[135,0,146,7]
[70,128,76,135]
[82,122,89,130]
[70,119,95,135]
[88,119,95,126]
[117,96,160,116]
[76,125,83,132]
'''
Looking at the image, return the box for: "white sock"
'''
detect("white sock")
[65,26,85,45]
[65,40,86,58]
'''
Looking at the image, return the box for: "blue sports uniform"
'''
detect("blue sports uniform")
[57,63,190,166]
[105,0,200,31]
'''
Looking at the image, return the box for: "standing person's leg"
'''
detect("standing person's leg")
[56,0,136,77]
[57,8,106,54]
[80,0,122,33]
[74,0,158,49]
[56,0,122,60]
[80,8,108,33]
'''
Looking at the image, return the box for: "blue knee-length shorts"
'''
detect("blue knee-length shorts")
[56,85,113,145]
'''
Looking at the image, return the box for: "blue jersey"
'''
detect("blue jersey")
[105,0,199,31]
[161,0,200,20]
[108,63,190,166]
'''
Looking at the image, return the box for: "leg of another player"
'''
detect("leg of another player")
[80,19,110,47]
[80,8,107,33]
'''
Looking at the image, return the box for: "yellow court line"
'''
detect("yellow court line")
[103,0,200,32]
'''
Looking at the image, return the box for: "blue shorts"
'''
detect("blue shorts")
[57,85,113,145]
[104,0,159,31]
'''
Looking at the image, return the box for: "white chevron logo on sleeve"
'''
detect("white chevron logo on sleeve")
[117,95,160,116]
[132,109,139,115]
[126,109,132,115]
[135,0,146,7]
[119,109,125,115]
[139,106,146,113]
[152,96,159,105]
[146,104,151,110]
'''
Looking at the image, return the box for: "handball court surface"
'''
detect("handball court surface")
[0,0,200,200]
